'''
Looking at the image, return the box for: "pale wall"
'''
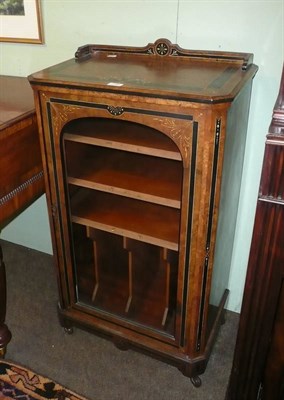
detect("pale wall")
[1,0,283,312]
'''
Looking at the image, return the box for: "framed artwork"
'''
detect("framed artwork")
[0,0,43,44]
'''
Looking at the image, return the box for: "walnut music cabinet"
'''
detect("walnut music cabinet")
[29,39,257,386]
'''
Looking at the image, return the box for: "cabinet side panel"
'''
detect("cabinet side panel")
[209,82,253,309]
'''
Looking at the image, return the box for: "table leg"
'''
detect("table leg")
[0,242,12,358]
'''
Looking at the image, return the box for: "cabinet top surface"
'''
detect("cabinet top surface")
[0,75,34,129]
[29,39,258,104]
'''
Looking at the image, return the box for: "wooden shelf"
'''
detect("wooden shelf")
[70,188,180,250]
[63,118,181,160]
[65,143,182,208]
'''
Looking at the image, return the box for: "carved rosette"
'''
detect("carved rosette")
[156,41,169,56]
[147,39,174,57]
[107,106,124,116]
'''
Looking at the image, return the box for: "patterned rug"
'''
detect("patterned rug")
[0,360,88,400]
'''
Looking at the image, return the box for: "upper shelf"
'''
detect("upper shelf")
[28,38,258,104]
[63,117,181,160]
[65,144,182,209]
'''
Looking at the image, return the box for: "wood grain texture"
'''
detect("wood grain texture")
[29,39,257,383]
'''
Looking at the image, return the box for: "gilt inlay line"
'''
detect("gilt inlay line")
[196,118,222,352]
[51,103,82,136]
[154,118,192,161]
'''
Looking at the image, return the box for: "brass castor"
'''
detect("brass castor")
[190,375,202,388]
[64,327,74,335]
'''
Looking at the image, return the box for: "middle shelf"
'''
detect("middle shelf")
[70,188,180,251]
[64,142,183,208]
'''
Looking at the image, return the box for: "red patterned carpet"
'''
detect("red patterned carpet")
[0,361,88,400]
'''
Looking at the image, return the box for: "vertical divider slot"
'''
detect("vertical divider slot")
[161,248,170,326]
[123,237,133,313]
[86,226,100,301]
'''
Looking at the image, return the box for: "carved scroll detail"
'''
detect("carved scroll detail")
[51,103,82,136]
[154,118,192,161]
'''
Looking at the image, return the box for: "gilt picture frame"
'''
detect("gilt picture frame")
[0,0,43,44]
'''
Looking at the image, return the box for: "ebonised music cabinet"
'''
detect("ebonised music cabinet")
[29,39,257,385]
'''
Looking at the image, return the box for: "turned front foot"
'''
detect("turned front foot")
[0,345,7,358]
[57,304,74,334]
[0,323,12,359]
[0,347,5,358]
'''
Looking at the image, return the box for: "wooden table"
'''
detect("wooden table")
[0,75,45,356]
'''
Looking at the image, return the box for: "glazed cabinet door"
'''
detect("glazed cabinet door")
[38,91,205,346]
[63,117,182,341]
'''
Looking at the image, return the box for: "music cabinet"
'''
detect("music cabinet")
[29,39,257,385]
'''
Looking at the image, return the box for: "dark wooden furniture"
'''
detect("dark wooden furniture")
[0,75,45,357]
[227,65,284,399]
[29,39,257,385]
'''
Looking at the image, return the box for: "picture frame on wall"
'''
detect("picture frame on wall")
[0,0,43,44]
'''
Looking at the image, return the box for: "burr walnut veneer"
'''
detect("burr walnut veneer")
[0,76,44,356]
[29,39,257,385]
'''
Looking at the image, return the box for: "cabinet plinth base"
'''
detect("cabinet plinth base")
[56,298,227,384]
